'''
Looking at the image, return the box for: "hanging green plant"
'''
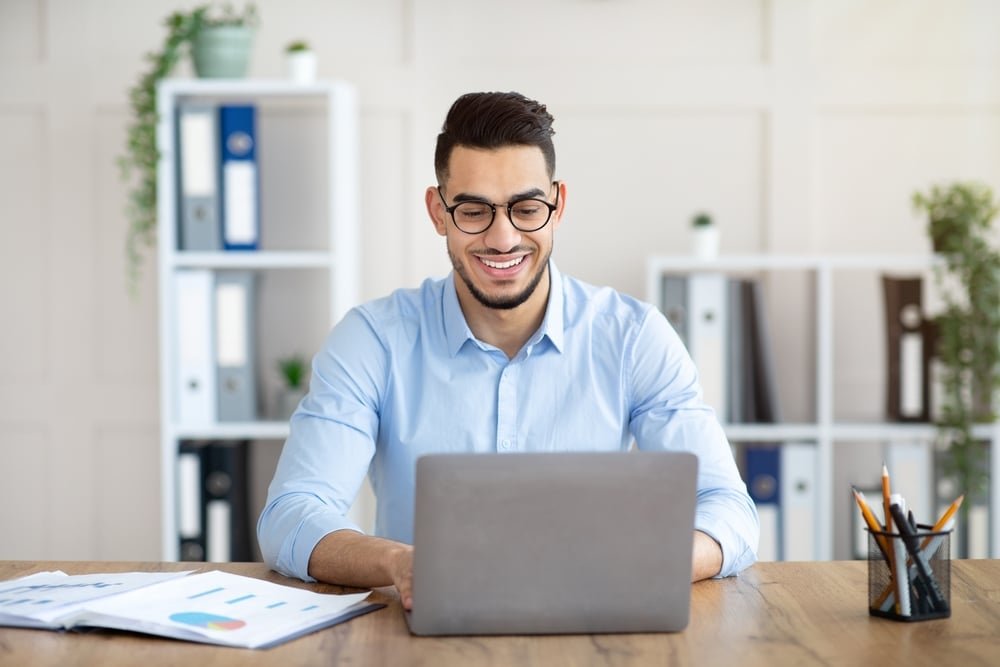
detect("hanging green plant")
[913,181,1000,543]
[118,3,258,295]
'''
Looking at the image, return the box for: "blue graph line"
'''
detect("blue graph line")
[301,605,318,611]
[226,594,255,604]
[188,587,225,599]
[266,601,286,609]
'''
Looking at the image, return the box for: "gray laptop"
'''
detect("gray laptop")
[406,451,698,635]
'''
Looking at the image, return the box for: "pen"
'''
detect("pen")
[875,515,956,612]
[890,495,947,614]
[887,493,911,616]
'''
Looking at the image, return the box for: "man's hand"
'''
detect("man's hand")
[308,530,415,608]
[385,542,414,610]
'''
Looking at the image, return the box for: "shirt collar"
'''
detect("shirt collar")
[442,261,566,357]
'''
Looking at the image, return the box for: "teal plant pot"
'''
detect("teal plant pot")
[192,26,254,78]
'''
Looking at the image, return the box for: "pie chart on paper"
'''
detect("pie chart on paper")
[170,611,247,631]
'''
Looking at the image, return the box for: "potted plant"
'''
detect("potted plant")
[276,354,308,419]
[913,181,1000,554]
[285,40,317,83]
[690,211,719,259]
[118,3,258,293]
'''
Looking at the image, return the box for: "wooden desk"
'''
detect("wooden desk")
[1,560,998,666]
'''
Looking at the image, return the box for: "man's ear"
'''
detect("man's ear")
[550,180,568,232]
[425,186,448,237]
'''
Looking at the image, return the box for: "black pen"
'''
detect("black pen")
[889,499,948,613]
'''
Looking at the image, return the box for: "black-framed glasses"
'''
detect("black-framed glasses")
[438,182,560,234]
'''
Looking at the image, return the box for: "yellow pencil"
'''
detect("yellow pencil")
[880,464,898,613]
[919,495,964,550]
[881,463,892,532]
[852,488,891,560]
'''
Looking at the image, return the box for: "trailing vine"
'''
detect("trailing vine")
[914,182,1000,523]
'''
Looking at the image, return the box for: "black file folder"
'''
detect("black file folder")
[202,440,253,562]
[882,275,930,422]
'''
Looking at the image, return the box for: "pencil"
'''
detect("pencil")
[852,488,891,561]
[919,495,964,551]
[881,463,892,532]
[881,463,898,613]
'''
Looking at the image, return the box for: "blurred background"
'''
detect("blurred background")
[0,0,997,562]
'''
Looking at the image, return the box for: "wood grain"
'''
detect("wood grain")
[1,560,998,666]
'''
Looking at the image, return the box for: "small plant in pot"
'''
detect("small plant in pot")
[277,354,309,419]
[690,211,719,259]
[285,39,317,83]
[119,2,258,293]
[913,181,1000,554]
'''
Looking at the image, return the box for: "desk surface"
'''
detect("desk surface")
[1,560,998,666]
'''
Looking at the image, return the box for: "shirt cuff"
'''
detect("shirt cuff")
[281,508,363,582]
[694,511,757,578]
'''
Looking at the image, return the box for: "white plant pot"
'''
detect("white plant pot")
[276,387,307,420]
[285,51,317,83]
[691,225,719,259]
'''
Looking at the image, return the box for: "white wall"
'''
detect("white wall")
[0,0,998,561]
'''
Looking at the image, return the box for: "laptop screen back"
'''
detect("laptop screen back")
[407,451,698,635]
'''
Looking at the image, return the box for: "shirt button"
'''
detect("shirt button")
[500,439,510,450]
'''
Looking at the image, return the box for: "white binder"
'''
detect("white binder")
[686,273,728,418]
[885,440,932,527]
[177,105,220,251]
[781,442,817,561]
[174,269,216,424]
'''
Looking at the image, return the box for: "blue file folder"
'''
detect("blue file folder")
[219,105,260,250]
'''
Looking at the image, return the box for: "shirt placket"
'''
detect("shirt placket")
[496,361,519,453]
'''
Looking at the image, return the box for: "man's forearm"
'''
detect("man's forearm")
[308,529,415,609]
[691,530,724,582]
[308,529,411,587]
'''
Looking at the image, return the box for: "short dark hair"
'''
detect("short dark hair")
[434,91,556,184]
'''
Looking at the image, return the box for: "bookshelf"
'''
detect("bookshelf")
[647,254,1000,560]
[155,79,360,561]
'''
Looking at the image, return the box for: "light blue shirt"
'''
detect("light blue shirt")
[258,262,758,581]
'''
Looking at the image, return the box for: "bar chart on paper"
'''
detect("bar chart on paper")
[82,570,376,647]
[0,569,381,648]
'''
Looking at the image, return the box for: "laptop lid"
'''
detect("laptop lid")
[406,450,698,635]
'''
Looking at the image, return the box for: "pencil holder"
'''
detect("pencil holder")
[867,526,951,622]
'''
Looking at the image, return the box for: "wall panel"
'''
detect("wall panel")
[0,110,48,385]
[557,110,765,296]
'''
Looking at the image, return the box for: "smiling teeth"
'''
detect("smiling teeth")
[481,256,524,269]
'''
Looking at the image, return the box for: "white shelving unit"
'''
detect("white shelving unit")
[647,254,1000,560]
[156,79,360,561]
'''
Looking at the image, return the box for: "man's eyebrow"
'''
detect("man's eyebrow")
[451,187,547,204]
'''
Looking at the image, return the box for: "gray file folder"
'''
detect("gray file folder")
[214,271,257,422]
[176,104,221,251]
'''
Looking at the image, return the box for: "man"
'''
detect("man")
[258,91,759,610]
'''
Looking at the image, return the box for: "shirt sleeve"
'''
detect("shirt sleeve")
[256,308,385,581]
[627,307,760,577]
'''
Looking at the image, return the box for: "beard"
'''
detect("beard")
[450,246,551,310]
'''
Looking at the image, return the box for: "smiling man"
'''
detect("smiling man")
[258,91,759,609]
